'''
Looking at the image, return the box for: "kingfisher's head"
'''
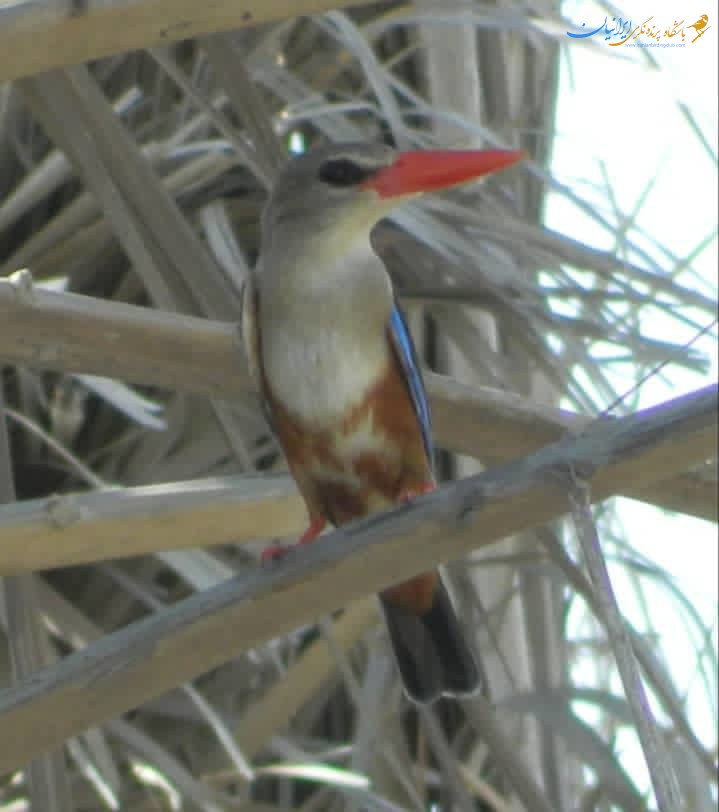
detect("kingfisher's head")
[261,141,525,252]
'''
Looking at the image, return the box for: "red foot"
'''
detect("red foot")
[298,517,327,545]
[261,543,289,563]
[260,518,326,564]
[399,482,436,503]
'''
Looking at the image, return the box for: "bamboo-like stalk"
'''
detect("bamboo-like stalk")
[18,68,241,317]
[0,390,73,809]
[0,274,250,397]
[0,384,714,773]
[200,33,286,178]
[0,277,715,523]
[464,697,556,812]
[0,475,303,575]
[568,475,683,811]
[0,0,364,83]
[233,598,378,759]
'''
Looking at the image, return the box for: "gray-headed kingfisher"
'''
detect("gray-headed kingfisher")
[242,142,525,702]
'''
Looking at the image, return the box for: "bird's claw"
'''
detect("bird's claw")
[399,482,436,503]
[260,543,289,565]
[261,518,326,566]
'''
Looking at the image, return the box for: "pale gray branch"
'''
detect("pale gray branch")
[0,278,714,523]
[0,276,250,399]
[0,475,303,576]
[0,0,364,82]
[0,384,714,773]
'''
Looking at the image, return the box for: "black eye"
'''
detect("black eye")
[318,159,374,187]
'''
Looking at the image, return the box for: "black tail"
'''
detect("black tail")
[380,577,480,704]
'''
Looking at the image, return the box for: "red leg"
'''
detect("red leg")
[261,517,326,563]
[298,517,327,545]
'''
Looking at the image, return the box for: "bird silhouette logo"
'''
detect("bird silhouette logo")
[688,14,710,42]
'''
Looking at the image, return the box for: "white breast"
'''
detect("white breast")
[263,320,389,426]
[258,238,394,428]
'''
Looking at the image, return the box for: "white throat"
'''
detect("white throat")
[257,235,394,425]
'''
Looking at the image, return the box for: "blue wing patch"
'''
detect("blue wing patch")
[389,303,433,468]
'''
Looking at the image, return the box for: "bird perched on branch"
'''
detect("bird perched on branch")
[242,142,524,703]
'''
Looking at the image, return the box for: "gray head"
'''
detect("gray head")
[260,141,526,261]
[261,142,398,247]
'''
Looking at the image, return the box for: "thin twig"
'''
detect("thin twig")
[567,469,683,812]
[3,406,109,489]
[0,384,713,773]
[598,317,718,419]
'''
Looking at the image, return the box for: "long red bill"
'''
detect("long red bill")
[364,149,526,198]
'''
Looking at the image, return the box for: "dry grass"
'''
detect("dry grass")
[0,2,716,810]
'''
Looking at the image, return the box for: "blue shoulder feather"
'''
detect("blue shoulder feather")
[389,304,433,467]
